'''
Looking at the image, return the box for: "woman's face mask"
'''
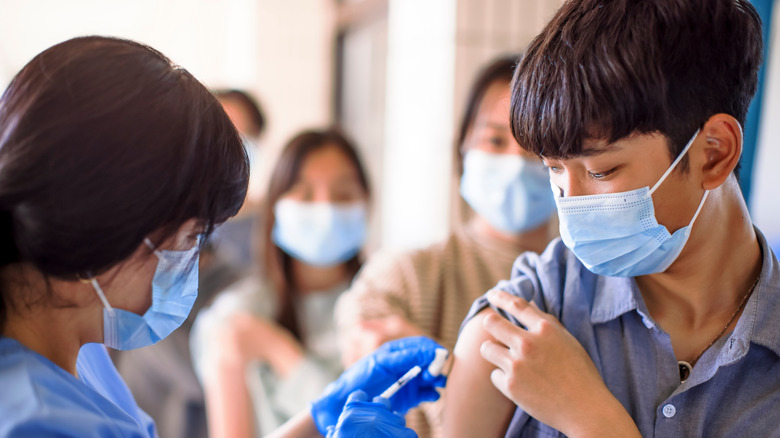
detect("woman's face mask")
[90,238,200,350]
[458,80,556,234]
[460,150,556,233]
[271,199,367,267]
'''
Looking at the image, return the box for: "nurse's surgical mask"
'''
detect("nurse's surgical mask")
[460,150,556,233]
[272,199,367,267]
[554,130,708,277]
[89,238,199,350]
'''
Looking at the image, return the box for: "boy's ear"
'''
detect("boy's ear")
[698,113,742,190]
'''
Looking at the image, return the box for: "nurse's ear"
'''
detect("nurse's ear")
[698,113,743,190]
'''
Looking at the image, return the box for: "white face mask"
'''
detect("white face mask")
[553,130,708,277]
[271,199,367,267]
[459,150,556,233]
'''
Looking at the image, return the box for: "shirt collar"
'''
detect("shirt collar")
[588,227,780,360]
[732,228,780,359]
[590,275,640,324]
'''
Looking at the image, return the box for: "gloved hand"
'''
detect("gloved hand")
[310,336,448,435]
[325,390,417,438]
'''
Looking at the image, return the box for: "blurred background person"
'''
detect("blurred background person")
[334,54,558,437]
[210,88,268,270]
[191,128,372,438]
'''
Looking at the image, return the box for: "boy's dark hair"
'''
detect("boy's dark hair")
[510,0,763,170]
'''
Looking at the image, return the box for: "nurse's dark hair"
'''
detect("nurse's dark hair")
[261,128,370,341]
[455,54,520,175]
[0,36,248,325]
[511,0,762,174]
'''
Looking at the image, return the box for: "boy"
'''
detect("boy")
[443,0,778,436]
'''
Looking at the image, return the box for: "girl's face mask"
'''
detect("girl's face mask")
[271,199,367,267]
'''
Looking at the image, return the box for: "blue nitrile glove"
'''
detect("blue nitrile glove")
[310,336,448,435]
[326,390,417,438]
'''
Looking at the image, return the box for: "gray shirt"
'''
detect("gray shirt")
[463,228,780,437]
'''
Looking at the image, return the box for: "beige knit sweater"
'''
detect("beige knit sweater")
[335,220,541,437]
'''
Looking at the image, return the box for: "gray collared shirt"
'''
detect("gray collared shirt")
[463,228,780,437]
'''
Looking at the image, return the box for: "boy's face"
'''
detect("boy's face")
[542,131,706,234]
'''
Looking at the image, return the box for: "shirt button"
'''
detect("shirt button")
[662,404,676,418]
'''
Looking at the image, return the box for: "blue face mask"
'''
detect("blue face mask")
[460,150,556,233]
[90,238,199,350]
[272,199,367,267]
[554,130,709,277]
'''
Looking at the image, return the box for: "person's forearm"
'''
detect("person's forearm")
[205,360,254,438]
[265,410,321,438]
[266,333,305,379]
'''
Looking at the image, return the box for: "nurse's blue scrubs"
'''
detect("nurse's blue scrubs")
[0,337,156,437]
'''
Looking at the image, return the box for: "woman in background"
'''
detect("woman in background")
[334,54,558,437]
[192,129,372,438]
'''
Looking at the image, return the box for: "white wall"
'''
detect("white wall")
[381,0,458,252]
[0,0,255,92]
[750,4,780,248]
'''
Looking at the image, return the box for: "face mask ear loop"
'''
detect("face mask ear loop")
[89,278,115,317]
[687,190,709,229]
[144,238,163,259]
[645,129,701,199]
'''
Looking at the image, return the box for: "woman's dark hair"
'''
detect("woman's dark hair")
[0,36,248,326]
[455,54,521,175]
[511,0,763,174]
[214,89,266,138]
[261,128,370,341]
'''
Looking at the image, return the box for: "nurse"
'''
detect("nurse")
[0,36,444,437]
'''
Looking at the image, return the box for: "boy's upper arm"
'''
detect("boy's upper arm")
[443,308,516,438]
